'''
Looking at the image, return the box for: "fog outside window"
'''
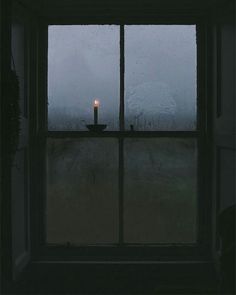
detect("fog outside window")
[47,25,198,245]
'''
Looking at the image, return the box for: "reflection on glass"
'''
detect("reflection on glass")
[125,25,197,131]
[48,25,119,131]
[124,138,197,243]
[46,138,119,244]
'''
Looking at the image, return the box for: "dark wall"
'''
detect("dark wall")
[0,0,12,292]
[210,0,235,276]
[212,2,235,213]
[0,1,2,293]
[10,0,32,281]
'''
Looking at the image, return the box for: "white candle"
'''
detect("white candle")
[94,99,99,125]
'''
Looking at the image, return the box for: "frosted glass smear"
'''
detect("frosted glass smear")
[124,138,197,243]
[46,138,119,244]
[48,25,119,130]
[125,25,197,131]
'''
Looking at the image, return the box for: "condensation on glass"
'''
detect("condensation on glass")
[46,138,119,244]
[48,25,119,131]
[124,138,197,243]
[125,25,197,131]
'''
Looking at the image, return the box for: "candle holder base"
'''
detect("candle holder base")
[86,124,107,132]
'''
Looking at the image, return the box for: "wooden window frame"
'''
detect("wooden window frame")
[30,18,212,262]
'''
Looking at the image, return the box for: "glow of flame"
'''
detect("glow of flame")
[94,99,100,107]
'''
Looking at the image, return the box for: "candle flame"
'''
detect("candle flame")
[94,99,100,107]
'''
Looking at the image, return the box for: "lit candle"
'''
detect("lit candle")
[94,99,99,125]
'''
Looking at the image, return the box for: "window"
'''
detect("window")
[40,24,207,259]
[48,25,197,132]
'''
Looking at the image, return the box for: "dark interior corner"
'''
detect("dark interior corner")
[0,0,235,294]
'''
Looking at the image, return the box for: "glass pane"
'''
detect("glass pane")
[46,138,119,244]
[48,25,119,131]
[125,25,197,131]
[124,138,197,243]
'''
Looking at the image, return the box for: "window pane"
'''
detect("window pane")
[125,25,197,131]
[48,25,119,131]
[46,138,119,244]
[124,138,197,243]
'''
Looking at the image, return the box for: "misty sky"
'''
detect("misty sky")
[48,25,196,131]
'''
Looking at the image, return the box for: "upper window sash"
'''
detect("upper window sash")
[47,24,197,132]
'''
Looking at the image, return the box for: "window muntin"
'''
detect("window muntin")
[46,25,199,247]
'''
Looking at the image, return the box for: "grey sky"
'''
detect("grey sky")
[48,25,196,131]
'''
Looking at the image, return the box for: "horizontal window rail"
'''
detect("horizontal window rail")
[46,131,201,138]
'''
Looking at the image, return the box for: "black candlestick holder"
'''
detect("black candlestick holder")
[86,124,107,132]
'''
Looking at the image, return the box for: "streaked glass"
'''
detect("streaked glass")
[48,25,119,130]
[125,25,197,131]
[124,138,197,243]
[46,138,119,244]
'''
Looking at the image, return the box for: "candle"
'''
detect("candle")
[94,99,99,125]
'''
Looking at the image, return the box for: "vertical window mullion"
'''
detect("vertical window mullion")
[118,138,124,245]
[118,25,125,245]
[119,25,125,131]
